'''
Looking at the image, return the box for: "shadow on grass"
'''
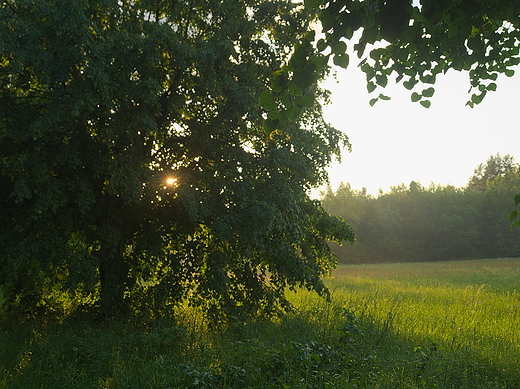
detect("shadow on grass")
[0,304,518,389]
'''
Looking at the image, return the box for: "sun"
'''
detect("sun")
[165,177,177,186]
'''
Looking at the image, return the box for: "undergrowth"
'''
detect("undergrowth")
[1,258,519,388]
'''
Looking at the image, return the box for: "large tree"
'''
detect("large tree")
[0,0,353,318]
[3,0,520,320]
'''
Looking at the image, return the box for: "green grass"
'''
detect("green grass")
[321,258,520,388]
[1,258,520,388]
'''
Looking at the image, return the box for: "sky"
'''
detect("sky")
[320,62,520,197]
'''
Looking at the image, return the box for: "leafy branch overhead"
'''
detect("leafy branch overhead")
[258,30,326,133]
[262,0,520,123]
[509,194,520,229]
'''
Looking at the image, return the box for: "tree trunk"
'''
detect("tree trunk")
[98,240,129,315]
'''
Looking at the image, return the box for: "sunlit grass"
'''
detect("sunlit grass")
[1,258,520,388]
[288,258,520,388]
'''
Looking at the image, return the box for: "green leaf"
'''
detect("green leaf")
[369,97,378,106]
[367,81,377,93]
[403,79,417,90]
[378,93,391,101]
[296,94,315,108]
[422,87,435,97]
[259,90,277,111]
[376,74,388,87]
[509,210,518,220]
[291,45,308,69]
[332,41,347,55]
[263,118,278,134]
[271,70,287,92]
[304,0,322,10]
[288,82,303,96]
[316,39,328,52]
[422,74,437,84]
[286,105,302,121]
[310,54,328,72]
[293,63,316,89]
[420,99,431,108]
[471,93,482,104]
[487,83,497,91]
[370,48,385,61]
[303,30,316,43]
[362,24,378,44]
[320,8,334,32]
[342,10,363,31]
[514,194,520,206]
[280,91,293,108]
[268,110,287,125]
[396,48,409,62]
[505,69,515,77]
[411,92,421,102]
[333,53,350,69]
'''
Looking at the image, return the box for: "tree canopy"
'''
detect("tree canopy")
[0,0,353,319]
[2,0,520,321]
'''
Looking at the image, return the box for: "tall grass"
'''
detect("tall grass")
[1,258,519,388]
[337,258,520,387]
[289,258,520,388]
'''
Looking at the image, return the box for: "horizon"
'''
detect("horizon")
[320,62,520,197]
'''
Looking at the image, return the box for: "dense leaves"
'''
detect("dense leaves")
[0,0,353,319]
[322,155,520,263]
[264,0,520,115]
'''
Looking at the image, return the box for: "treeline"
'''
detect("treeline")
[321,154,520,263]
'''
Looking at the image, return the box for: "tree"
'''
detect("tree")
[0,0,354,319]
[468,153,517,191]
[4,0,519,320]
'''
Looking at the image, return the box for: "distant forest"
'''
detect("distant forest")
[321,154,520,263]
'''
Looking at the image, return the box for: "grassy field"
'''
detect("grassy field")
[1,258,519,388]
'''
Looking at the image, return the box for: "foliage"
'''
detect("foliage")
[469,153,517,191]
[262,0,520,119]
[0,0,354,319]
[258,0,520,255]
[321,154,520,263]
[509,194,520,229]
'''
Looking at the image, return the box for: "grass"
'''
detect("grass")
[320,258,520,388]
[1,258,520,388]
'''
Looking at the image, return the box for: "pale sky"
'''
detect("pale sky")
[321,63,520,196]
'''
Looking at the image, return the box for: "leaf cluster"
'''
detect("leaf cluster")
[297,0,520,108]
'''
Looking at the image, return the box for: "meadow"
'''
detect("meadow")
[1,258,519,388]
